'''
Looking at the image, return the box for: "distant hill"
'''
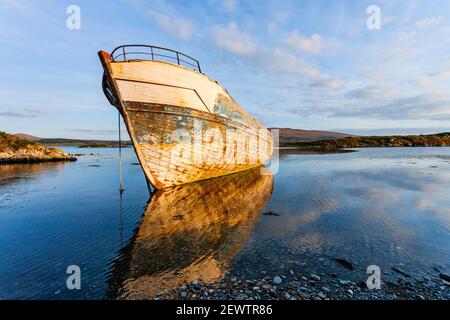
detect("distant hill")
[14,133,42,141]
[271,128,353,143]
[39,138,132,148]
[11,134,132,148]
[285,132,450,151]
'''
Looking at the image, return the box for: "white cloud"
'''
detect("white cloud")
[416,16,442,28]
[284,30,323,54]
[267,49,321,78]
[383,15,398,25]
[267,11,290,33]
[416,61,450,87]
[310,77,342,91]
[4,0,29,10]
[346,85,398,101]
[417,76,431,87]
[222,0,238,12]
[211,22,257,57]
[147,11,193,40]
[334,93,450,120]
[265,49,341,90]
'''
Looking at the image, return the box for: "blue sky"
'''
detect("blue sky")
[1,0,450,139]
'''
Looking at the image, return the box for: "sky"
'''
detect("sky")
[1,0,450,139]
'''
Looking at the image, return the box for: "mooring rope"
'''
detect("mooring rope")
[118,110,124,193]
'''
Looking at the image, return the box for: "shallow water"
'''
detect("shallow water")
[0,147,449,299]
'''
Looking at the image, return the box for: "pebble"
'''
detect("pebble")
[272,276,282,285]
[310,274,321,281]
[317,292,326,299]
[339,279,351,285]
[262,283,272,290]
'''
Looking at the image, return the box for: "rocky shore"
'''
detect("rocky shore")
[154,267,449,301]
[149,246,450,301]
[0,131,76,163]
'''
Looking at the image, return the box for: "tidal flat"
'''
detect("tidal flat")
[0,147,449,300]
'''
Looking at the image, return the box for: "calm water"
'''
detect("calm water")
[0,147,449,299]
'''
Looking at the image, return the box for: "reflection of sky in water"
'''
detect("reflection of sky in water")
[247,147,450,276]
[0,147,449,299]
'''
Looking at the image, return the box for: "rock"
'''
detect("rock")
[180,291,187,299]
[191,279,199,286]
[283,292,291,299]
[317,292,326,299]
[335,258,354,270]
[415,294,425,300]
[310,274,321,281]
[263,211,280,216]
[392,267,410,277]
[322,286,331,293]
[272,276,282,285]
[358,281,367,288]
[262,283,272,290]
[347,289,353,295]
[331,273,338,278]
[439,273,450,282]
[339,279,351,285]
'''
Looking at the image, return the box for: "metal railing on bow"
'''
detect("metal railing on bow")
[110,45,202,73]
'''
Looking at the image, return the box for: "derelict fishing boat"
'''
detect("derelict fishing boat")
[98,45,273,189]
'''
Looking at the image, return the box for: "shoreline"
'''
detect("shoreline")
[0,157,77,164]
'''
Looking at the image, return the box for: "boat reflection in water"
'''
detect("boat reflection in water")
[108,167,274,299]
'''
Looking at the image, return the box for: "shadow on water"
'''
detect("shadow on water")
[107,167,274,299]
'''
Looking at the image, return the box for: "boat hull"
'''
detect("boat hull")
[99,50,273,188]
